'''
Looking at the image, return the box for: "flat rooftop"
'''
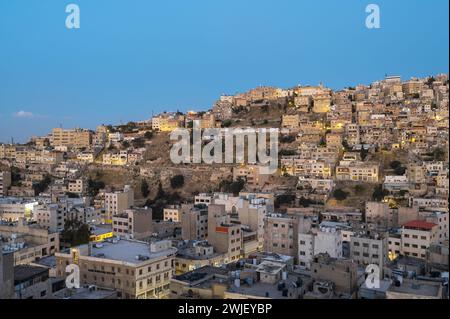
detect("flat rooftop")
[91,224,113,236]
[14,265,48,284]
[175,266,229,284]
[89,239,177,264]
[32,255,56,268]
[54,287,117,299]
[227,273,301,299]
[388,280,441,297]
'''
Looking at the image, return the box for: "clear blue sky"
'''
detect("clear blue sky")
[0,0,448,143]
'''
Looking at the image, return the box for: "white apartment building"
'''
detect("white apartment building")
[401,220,439,259]
[314,225,342,259]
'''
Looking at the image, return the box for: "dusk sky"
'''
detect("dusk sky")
[1,0,448,143]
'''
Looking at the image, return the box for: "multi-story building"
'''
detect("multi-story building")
[310,253,358,298]
[13,265,51,299]
[264,213,296,257]
[68,179,87,195]
[207,204,242,263]
[112,207,153,240]
[312,95,331,113]
[263,213,312,262]
[55,239,177,299]
[51,128,92,149]
[0,219,59,266]
[232,165,270,188]
[163,205,181,222]
[0,171,11,197]
[180,204,208,241]
[314,225,343,259]
[350,231,388,274]
[336,162,379,183]
[173,241,226,275]
[401,220,439,259]
[281,115,300,130]
[104,185,134,223]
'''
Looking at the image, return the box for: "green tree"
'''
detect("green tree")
[87,179,105,197]
[390,161,402,169]
[132,137,146,148]
[354,184,366,195]
[222,120,232,128]
[60,219,91,247]
[360,148,369,160]
[32,175,52,196]
[219,178,245,196]
[141,180,150,198]
[432,148,445,161]
[394,166,406,175]
[274,194,296,208]
[333,189,349,201]
[372,185,389,201]
[170,175,185,189]
[11,166,21,186]
[144,131,153,140]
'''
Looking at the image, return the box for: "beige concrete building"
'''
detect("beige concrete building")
[350,231,388,274]
[104,185,134,223]
[232,165,270,188]
[68,179,87,194]
[281,115,300,130]
[336,162,379,183]
[312,95,331,113]
[310,253,358,298]
[51,128,92,149]
[174,241,227,275]
[0,219,59,266]
[401,220,439,259]
[55,239,177,299]
[326,133,343,148]
[163,205,181,222]
[263,213,302,258]
[180,204,208,241]
[112,207,153,240]
[207,204,242,263]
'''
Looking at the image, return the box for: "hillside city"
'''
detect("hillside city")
[0,74,449,299]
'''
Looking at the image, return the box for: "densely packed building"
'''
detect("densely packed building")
[1,74,448,299]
